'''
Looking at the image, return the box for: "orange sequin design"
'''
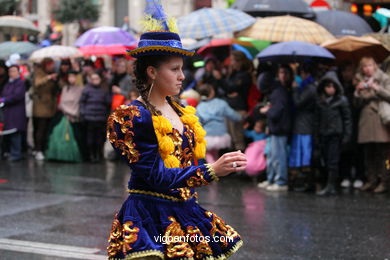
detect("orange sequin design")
[164,216,194,258]
[107,105,141,163]
[186,226,213,259]
[187,168,209,187]
[205,211,239,249]
[107,214,140,257]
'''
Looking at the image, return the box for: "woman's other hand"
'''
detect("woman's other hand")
[211,150,247,177]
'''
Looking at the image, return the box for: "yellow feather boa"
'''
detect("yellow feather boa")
[152,104,206,168]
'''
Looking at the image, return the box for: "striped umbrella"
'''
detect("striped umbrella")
[177,8,256,39]
[237,16,335,45]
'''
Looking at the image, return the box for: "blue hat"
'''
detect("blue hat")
[127,0,194,58]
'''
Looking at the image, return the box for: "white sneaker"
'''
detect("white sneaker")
[353,179,363,189]
[266,184,288,191]
[35,151,45,161]
[257,181,270,189]
[341,179,351,188]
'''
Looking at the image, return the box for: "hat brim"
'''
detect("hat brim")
[127,45,195,58]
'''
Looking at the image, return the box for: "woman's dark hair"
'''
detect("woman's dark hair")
[197,84,213,99]
[133,55,183,116]
[231,50,252,72]
[278,64,294,87]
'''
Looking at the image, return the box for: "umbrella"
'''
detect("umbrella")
[177,8,255,39]
[0,41,40,59]
[29,45,82,61]
[365,33,390,50]
[231,0,315,19]
[79,44,136,56]
[0,15,39,35]
[75,26,137,55]
[237,16,335,45]
[321,36,390,64]
[256,41,335,63]
[315,10,373,37]
[373,8,390,28]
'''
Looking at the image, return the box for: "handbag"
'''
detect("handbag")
[378,100,390,126]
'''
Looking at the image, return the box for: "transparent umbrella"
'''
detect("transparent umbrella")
[0,16,39,35]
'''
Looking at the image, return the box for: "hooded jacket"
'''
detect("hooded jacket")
[315,71,352,141]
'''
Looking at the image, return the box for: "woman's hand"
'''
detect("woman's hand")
[211,150,247,177]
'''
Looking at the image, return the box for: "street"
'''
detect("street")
[0,159,389,260]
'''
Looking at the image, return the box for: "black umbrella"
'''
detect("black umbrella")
[315,10,373,37]
[231,0,315,19]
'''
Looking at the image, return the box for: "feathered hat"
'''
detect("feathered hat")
[127,0,194,58]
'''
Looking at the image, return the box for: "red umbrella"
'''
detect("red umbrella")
[197,38,253,55]
[78,44,137,56]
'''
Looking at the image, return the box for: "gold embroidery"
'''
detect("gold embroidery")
[128,189,196,202]
[186,226,213,259]
[187,168,209,187]
[107,214,140,257]
[177,187,193,200]
[164,216,194,258]
[205,163,219,182]
[107,105,141,163]
[205,211,239,249]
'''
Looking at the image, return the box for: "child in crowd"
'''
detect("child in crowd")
[244,119,268,177]
[196,84,242,163]
[315,71,352,196]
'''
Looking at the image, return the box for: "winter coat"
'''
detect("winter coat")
[315,72,352,142]
[354,69,390,143]
[79,84,111,122]
[1,78,26,131]
[292,77,317,135]
[223,69,252,111]
[196,98,242,136]
[58,85,84,122]
[32,68,58,118]
[265,75,292,136]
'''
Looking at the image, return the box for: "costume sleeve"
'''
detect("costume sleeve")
[107,105,219,189]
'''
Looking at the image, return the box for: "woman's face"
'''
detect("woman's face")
[151,56,185,96]
[8,67,19,80]
[230,56,241,71]
[90,73,102,86]
[362,61,376,77]
[278,68,291,84]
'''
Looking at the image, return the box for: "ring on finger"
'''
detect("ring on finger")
[232,161,237,168]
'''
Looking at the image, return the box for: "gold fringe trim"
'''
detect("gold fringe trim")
[128,189,195,202]
[127,46,194,57]
[205,163,219,182]
[109,249,164,260]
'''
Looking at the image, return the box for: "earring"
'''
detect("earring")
[147,81,154,100]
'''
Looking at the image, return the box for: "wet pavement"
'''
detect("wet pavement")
[0,159,389,260]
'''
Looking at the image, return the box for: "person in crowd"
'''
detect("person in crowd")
[315,71,352,196]
[289,62,317,192]
[81,59,95,85]
[125,89,140,105]
[258,64,293,191]
[32,57,58,160]
[79,72,111,162]
[338,63,364,189]
[0,60,9,94]
[222,50,252,151]
[58,59,71,89]
[196,83,242,163]
[244,119,267,142]
[0,65,26,161]
[197,57,223,96]
[110,59,135,96]
[354,56,390,193]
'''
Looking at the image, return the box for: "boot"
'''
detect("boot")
[294,167,315,192]
[373,182,388,193]
[317,170,338,196]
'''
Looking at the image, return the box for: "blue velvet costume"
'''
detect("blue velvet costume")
[106,100,243,259]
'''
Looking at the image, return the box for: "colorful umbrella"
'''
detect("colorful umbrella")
[0,41,40,59]
[373,8,390,28]
[315,10,373,37]
[0,15,39,35]
[75,26,137,55]
[257,41,335,63]
[237,16,335,45]
[231,0,315,19]
[29,45,82,61]
[321,36,390,64]
[177,8,255,39]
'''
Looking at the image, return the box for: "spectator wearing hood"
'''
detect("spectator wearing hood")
[315,71,352,196]
[289,63,317,192]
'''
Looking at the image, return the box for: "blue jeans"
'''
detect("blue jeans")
[6,131,22,160]
[267,135,288,185]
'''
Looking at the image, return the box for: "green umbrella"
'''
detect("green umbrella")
[0,41,40,59]
[237,36,271,56]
